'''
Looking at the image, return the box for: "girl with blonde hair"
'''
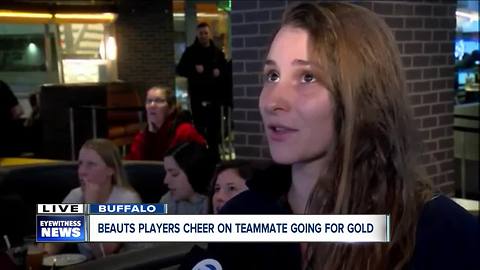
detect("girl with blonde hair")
[45,138,140,259]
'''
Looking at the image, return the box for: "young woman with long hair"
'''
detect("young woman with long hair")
[202,2,479,270]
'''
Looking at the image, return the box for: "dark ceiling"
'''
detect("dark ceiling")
[0,0,118,13]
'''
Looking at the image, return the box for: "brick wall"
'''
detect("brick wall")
[231,0,457,194]
[115,0,175,94]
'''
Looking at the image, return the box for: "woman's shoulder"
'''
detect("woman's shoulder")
[109,186,141,203]
[175,122,196,132]
[174,121,201,137]
[218,163,292,215]
[411,195,479,269]
[173,121,206,145]
[220,190,289,215]
[62,187,83,203]
[417,195,478,233]
[178,195,209,215]
[161,193,208,215]
[159,192,172,204]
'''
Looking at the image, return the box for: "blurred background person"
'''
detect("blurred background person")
[176,22,227,162]
[0,79,24,157]
[24,91,42,156]
[127,85,205,161]
[161,142,216,214]
[44,138,140,259]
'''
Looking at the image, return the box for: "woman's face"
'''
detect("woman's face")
[259,26,335,165]
[77,147,113,190]
[145,88,171,129]
[163,156,196,201]
[212,168,248,214]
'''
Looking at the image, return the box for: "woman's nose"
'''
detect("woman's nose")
[78,165,86,177]
[215,191,227,204]
[164,176,171,185]
[261,84,291,114]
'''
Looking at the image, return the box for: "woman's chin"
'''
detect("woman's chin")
[270,150,297,165]
[214,205,223,214]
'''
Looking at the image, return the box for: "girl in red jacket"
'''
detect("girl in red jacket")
[127,85,205,161]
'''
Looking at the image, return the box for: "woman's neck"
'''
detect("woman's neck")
[289,158,328,214]
[93,184,113,204]
[187,192,205,203]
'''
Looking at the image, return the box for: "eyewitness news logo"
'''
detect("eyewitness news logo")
[36,215,86,242]
[36,203,168,242]
[36,204,87,242]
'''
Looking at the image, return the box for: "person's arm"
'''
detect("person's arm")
[0,80,23,119]
[174,123,206,146]
[126,131,145,160]
[88,243,121,258]
[212,48,227,78]
[217,50,227,71]
[214,48,227,69]
[176,48,193,77]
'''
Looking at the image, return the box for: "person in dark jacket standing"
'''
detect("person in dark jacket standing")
[176,22,227,161]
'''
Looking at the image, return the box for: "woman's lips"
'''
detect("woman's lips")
[267,124,298,142]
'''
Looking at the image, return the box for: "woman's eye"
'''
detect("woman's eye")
[227,186,237,192]
[264,70,280,83]
[301,73,316,83]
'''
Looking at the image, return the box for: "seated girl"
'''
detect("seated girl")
[45,138,141,259]
[210,160,251,214]
[127,85,206,161]
[160,142,216,214]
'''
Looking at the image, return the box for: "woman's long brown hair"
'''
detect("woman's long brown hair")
[279,2,433,269]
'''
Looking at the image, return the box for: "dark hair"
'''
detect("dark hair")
[165,142,215,195]
[213,160,254,184]
[207,160,253,213]
[197,22,209,29]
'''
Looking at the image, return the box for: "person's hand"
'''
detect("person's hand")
[148,121,158,133]
[195,65,204,74]
[83,179,104,203]
[213,68,220,77]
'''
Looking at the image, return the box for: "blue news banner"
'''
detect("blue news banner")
[36,203,167,242]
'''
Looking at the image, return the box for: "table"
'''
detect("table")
[451,197,479,215]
